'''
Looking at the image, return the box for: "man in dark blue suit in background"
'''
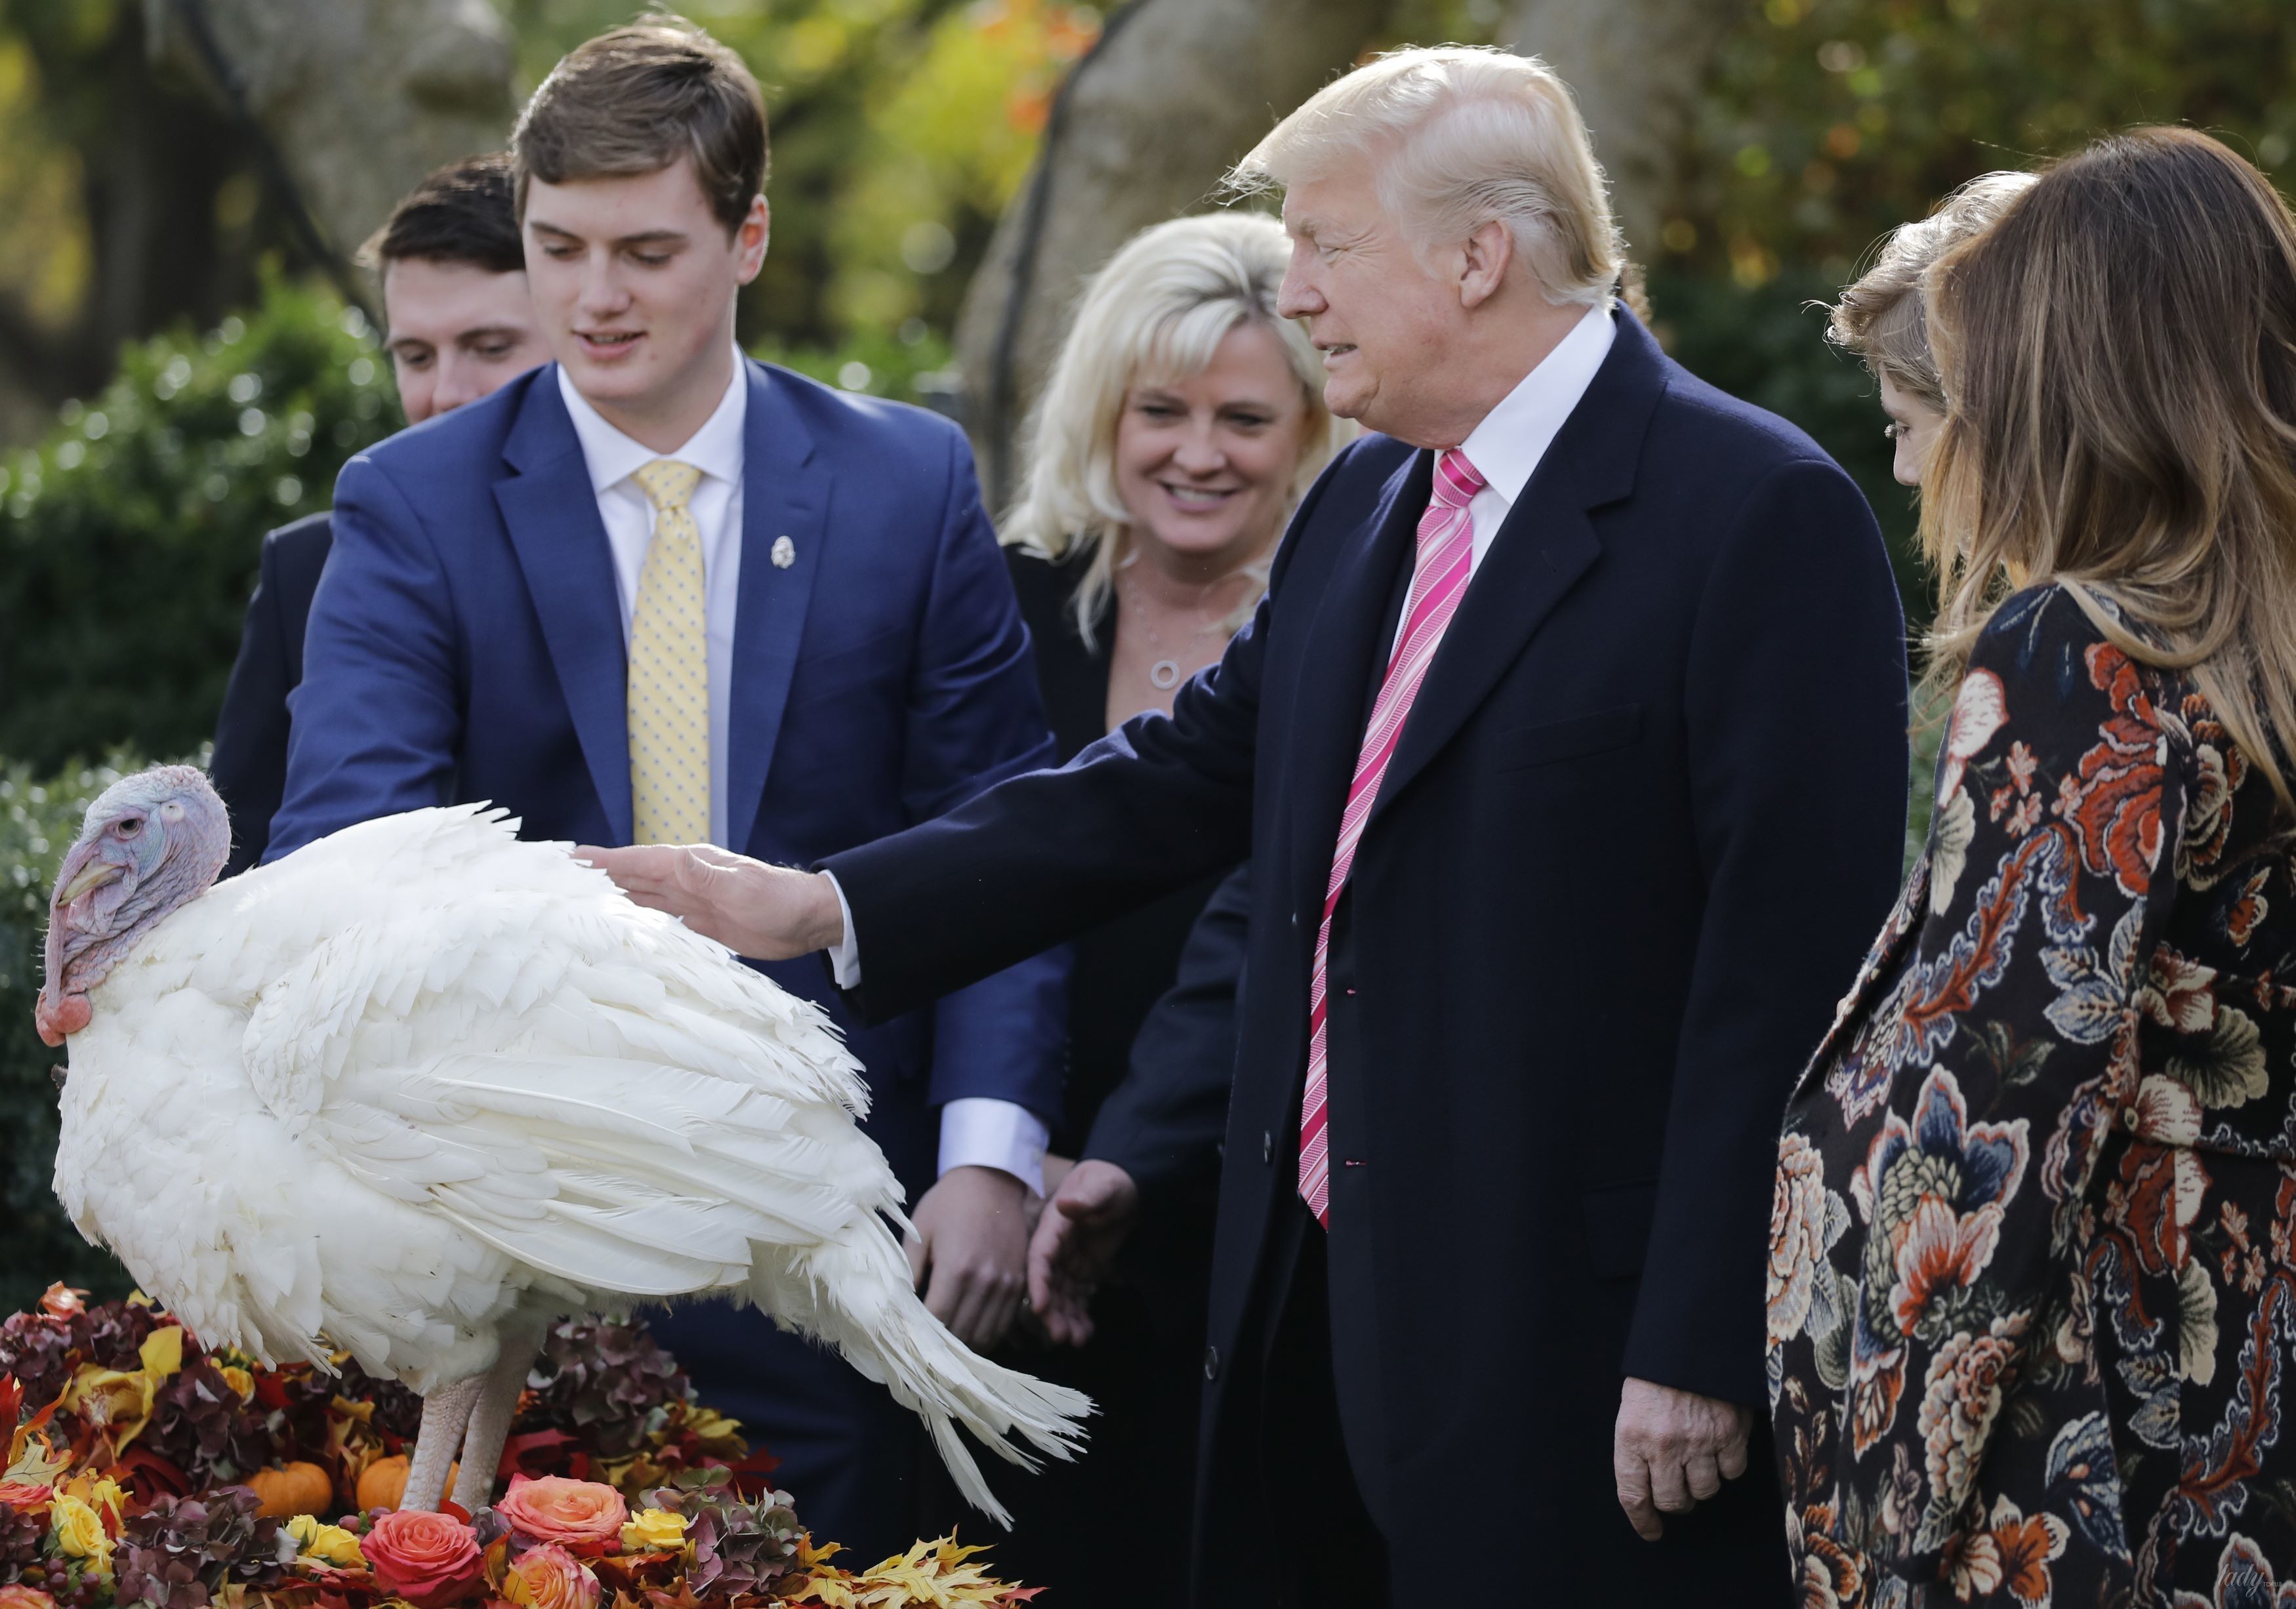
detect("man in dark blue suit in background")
[590,46,1910,1608]
[266,20,1065,1554]
[212,153,551,874]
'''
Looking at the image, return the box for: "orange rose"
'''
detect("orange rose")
[0,1587,58,1609]
[503,1544,600,1609]
[0,1483,52,1515]
[362,1509,484,1607]
[492,1478,626,1553]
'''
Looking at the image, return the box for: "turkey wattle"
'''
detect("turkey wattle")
[34,765,1088,1521]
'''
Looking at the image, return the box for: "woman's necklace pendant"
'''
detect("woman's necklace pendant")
[1149,658,1181,691]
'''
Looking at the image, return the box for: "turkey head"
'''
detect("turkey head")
[38,765,231,1047]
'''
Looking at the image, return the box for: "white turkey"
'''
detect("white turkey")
[33,764,1088,1522]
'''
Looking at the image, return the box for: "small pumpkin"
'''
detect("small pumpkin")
[356,1454,455,1513]
[246,1460,335,1520]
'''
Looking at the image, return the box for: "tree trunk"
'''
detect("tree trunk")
[146,0,517,278]
[1501,0,1731,262]
[954,0,1388,510]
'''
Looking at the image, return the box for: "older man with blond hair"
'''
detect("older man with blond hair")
[588,45,1909,1605]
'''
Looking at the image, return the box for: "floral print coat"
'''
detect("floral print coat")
[1771,586,2296,1607]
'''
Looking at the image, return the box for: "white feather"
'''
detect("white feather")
[54,804,1088,1523]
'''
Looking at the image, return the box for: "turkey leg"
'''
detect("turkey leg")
[451,1336,537,1513]
[403,1377,483,1512]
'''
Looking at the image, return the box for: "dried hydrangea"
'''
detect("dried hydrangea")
[527,1319,690,1458]
[0,1501,43,1583]
[114,1490,293,1609]
[640,1472,801,1599]
[142,1360,276,1487]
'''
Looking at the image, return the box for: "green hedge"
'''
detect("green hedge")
[0,756,144,1311]
[0,282,397,773]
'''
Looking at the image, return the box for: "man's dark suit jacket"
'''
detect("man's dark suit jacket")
[825,311,1910,1604]
[211,512,333,876]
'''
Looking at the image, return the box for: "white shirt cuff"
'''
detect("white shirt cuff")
[939,1097,1050,1197]
[823,870,863,988]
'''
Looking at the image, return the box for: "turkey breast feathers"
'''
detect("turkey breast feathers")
[51,804,1088,1520]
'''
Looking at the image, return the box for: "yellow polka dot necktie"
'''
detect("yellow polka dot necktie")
[627,458,710,844]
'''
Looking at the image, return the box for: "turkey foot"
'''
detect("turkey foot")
[405,1377,483,1511]
[451,1335,539,1512]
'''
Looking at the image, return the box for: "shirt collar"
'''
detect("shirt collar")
[556,346,748,497]
[1457,302,1616,506]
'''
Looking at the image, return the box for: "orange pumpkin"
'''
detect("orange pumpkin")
[356,1454,455,1513]
[246,1460,335,1520]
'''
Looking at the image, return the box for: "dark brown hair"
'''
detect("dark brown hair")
[511,16,767,236]
[359,153,523,275]
[1921,127,2296,804]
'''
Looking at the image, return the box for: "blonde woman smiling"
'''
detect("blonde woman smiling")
[991,211,1345,1604]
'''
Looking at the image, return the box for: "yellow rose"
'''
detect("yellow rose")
[619,1508,689,1554]
[287,1515,368,1570]
[50,1495,110,1570]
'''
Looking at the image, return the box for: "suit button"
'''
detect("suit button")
[1291,910,1300,929]
[1203,1345,1220,1381]
[1261,1130,1274,1164]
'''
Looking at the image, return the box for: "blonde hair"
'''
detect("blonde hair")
[1002,212,1347,644]
[1226,45,1623,308]
[1830,171,2036,411]
[1921,127,2296,809]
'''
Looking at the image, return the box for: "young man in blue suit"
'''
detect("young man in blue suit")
[212,154,552,875]
[266,20,1065,1553]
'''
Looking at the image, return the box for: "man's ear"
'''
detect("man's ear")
[1459,218,1514,311]
[736,193,771,283]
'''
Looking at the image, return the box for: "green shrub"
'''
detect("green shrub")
[0,281,396,773]
[0,754,145,1312]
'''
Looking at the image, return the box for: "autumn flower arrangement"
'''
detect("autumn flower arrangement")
[0,1288,1035,1609]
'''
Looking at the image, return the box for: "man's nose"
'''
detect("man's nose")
[578,253,630,316]
[432,356,484,417]
[1277,258,1322,319]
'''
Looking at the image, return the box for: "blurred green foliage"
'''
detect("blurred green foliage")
[0,279,396,773]
[0,756,142,1311]
[1673,0,2296,290]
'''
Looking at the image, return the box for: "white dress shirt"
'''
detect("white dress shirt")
[560,356,1043,1193]
[1388,300,1616,655]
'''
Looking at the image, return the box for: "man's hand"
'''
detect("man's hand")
[1613,1377,1753,1541]
[905,1166,1032,1352]
[1025,1159,1140,1347]
[576,844,844,960]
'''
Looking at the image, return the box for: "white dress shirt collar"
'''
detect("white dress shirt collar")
[1457,300,1616,504]
[556,349,748,493]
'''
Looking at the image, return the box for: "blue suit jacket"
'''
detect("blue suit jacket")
[266,359,1068,1179]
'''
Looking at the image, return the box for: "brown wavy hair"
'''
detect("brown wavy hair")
[1921,127,2296,807]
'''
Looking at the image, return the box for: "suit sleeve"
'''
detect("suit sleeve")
[1622,457,1910,1404]
[903,430,1071,1125]
[264,459,462,861]
[821,441,1353,1025]
[212,533,295,877]
[1082,859,1252,1200]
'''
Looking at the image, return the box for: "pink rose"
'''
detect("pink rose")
[493,1477,627,1553]
[504,1543,600,1609]
[0,1586,58,1609]
[363,1509,485,1607]
[0,1484,52,1516]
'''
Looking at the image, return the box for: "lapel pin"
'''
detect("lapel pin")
[771,535,796,569]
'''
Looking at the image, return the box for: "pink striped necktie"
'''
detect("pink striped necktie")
[1298,446,1486,1228]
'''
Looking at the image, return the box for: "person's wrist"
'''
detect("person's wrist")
[796,869,847,952]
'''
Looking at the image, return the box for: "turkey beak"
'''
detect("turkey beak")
[55,852,121,908]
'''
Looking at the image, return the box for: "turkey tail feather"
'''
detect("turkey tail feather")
[748,1223,1092,1527]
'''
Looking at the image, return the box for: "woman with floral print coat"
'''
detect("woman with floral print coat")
[1773,128,2296,1607]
